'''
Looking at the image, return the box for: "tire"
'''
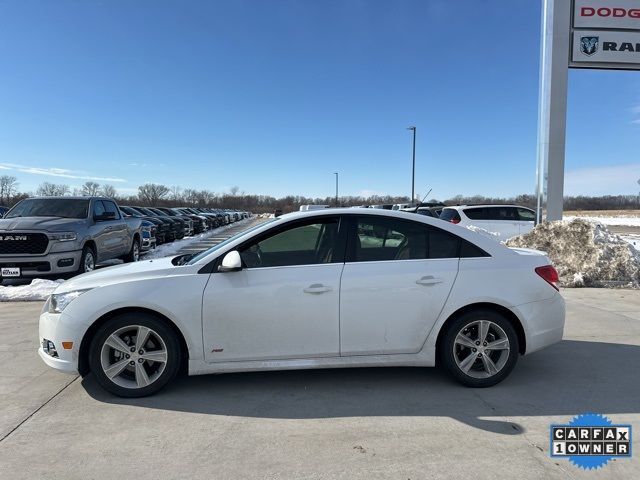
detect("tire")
[88,313,181,397]
[123,237,140,263]
[440,309,519,388]
[78,245,96,274]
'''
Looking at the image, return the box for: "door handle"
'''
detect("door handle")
[303,284,332,294]
[416,276,443,286]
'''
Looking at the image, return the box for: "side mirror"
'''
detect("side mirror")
[218,250,242,272]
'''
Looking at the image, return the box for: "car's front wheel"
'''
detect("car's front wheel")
[88,313,181,397]
[440,310,519,387]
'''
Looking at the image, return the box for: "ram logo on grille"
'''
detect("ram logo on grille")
[0,235,28,241]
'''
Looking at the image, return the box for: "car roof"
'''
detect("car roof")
[443,204,531,210]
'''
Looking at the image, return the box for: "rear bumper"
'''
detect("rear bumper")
[0,249,82,277]
[516,293,565,355]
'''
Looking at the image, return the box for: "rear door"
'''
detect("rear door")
[102,200,129,256]
[339,215,459,356]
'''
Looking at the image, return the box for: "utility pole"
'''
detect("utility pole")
[334,172,339,206]
[407,126,416,204]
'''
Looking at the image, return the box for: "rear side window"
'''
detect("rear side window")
[439,209,461,223]
[489,207,517,220]
[349,217,463,261]
[463,208,489,220]
[460,240,490,258]
[517,208,535,221]
[428,227,460,259]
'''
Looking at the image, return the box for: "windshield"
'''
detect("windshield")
[186,219,277,265]
[5,198,89,219]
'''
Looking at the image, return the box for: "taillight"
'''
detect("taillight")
[450,218,460,224]
[535,265,559,291]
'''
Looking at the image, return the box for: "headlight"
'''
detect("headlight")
[49,289,92,313]
[49,232,77,242]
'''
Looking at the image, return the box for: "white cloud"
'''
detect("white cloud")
[358,189,387,198]
[565,163,640,196]
[0,162,126,183]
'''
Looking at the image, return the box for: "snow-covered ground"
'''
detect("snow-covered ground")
[0,218,255,302]
[0,279,63,302]
[564,215,640,227]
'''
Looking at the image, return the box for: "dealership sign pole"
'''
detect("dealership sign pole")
[536,0,640,222]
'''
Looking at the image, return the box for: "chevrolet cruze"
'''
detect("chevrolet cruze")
[39,209,565,397]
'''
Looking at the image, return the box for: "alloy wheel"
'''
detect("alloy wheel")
[84,251,95,272]
[452,320,510,379]
[100,325,168,389]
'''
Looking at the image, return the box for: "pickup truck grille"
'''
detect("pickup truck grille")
[0,233,49,255]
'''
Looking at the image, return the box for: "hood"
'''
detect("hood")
[0,216,87,232]
[54,256,197,293]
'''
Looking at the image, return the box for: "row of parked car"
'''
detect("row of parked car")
[0,196,251,281]
[119,206,251,252]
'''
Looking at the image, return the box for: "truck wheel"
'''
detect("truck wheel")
[124,238,140,263]
[78,245,96,274]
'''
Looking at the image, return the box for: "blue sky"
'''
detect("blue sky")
[0,0,638,200]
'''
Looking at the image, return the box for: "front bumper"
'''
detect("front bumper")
[0,249,83,277]
[38,310,82,374]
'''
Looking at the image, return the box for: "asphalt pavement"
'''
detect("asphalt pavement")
[0,289,638,479]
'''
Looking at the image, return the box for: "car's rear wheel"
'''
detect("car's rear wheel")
[123,238,140,263]
[441,310,519,387]
[88,313,180,397]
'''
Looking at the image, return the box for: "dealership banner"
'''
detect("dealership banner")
[571,30,640,65]
[574,0,640,30]
[570,0,640,70]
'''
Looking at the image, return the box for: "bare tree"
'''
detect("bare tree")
[230,186,240,196]
[0,175,19,203]
[100,184,117,198]
[36,182,70,196]
[170,185,183,202]
[81,181,101,196]
[138,183,170,205]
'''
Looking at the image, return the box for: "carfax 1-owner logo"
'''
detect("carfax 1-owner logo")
[550,413,633,470]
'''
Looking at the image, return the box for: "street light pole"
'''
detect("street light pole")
[407,126,416,203]
[334,172,339,206]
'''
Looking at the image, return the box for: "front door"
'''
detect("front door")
[340,216,459,356]
[202,216,345,362]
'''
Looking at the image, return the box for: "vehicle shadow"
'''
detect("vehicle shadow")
[83,340,640,435]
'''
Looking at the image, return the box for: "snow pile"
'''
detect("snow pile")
[0,279,63,302]
[565,215,640,227]
[464,225,501,240]
[506,219,640,287]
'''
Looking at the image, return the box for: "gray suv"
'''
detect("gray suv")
[0,197,142,279]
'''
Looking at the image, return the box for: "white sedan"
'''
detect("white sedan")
[38,209,565,397]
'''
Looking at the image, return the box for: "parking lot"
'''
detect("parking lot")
[1,288,638,479]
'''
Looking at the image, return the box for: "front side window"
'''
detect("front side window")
[92,201,106,218]
[239,218,341,268]
[102,201,121,219]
